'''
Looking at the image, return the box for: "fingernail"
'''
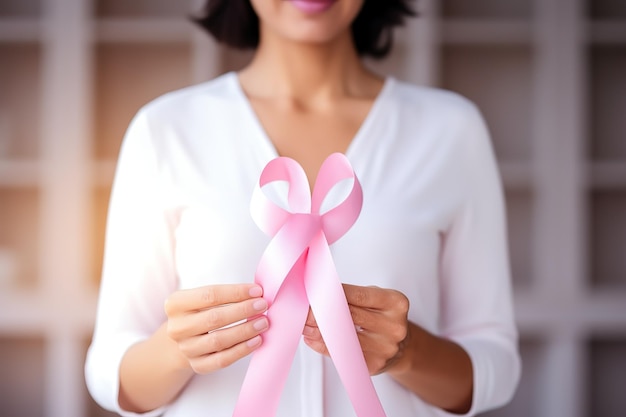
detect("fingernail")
[302,326,315,336]
[249,286,263,297]
[253,299,268,311]
[247,335,262,348]
[253,317,268,331]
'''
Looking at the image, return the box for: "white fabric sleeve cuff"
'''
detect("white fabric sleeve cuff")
[438,337,521,417]
[85,332,168,417]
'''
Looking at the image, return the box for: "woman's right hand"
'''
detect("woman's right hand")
[164,284,269,374]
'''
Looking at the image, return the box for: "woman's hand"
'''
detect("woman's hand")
[302,283,410,375]
[164,283,269,374]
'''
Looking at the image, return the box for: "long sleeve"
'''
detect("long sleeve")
[438,104,522,415]
[83,74,522,417]
[85,109,178,416]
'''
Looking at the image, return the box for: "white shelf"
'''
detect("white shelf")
[589,20,626,43]
[0,18,40,42]
[441,19,531,44]
[92,160,117,186]
[500,161,532,188]
[0,291,98,334]
[0,160,40,187]
[589,161,626,188]
[514,293,626,335]
[440,0,531,19]
[96,18,194,43]
[94,0,193,18]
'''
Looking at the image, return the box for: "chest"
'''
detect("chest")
[248,98,374,188]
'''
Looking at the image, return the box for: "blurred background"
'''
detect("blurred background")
[0,0,625,416]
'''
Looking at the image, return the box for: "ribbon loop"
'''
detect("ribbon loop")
[234,153,386,417]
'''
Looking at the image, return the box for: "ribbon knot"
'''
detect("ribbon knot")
[233,153,386,417]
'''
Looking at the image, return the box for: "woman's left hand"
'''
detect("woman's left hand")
[302,283,411,375]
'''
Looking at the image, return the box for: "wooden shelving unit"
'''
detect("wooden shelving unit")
[0,0,624,416]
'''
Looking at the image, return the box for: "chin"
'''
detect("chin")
[253,0,364,46]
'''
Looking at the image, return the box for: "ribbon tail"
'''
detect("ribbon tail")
[233,255,309,417]
[305,233,387,417]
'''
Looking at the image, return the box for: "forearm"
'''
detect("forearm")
[388,322,473,414]
[119,322,195,413]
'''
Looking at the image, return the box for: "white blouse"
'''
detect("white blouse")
[85,71,521,417]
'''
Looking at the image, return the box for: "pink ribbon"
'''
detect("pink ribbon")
[233,153,386,417]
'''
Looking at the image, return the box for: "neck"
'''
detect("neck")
[239,27,376,103]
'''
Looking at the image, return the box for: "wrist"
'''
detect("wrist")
[387,322,419,377]
[157,323,193,374]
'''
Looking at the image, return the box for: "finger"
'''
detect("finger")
[360,331,401,361]
[362,332,406,376]
[179,316,269,357]
[305,308,317,327]
[348,305,386,331]
[302,324,321,340]
[343,284,409,311]
[188,335,263,374]
[165,284,263,315]
[303,335,329,356]
[363,350,392,376]
[350,305,408,345]
[168,297,268,339]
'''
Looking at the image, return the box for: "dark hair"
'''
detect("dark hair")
[192,0,417,59]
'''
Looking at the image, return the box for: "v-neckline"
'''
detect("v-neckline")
[229,71,394,162]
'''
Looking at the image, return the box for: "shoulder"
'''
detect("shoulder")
[136,71,240,125]
[119,72,242,164]
[385,79,490,152]
[388,78,483,125]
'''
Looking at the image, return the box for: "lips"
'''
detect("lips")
[288,0,336,14]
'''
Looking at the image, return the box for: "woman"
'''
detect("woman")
[85,0,521,416]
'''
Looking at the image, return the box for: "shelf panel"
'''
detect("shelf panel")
[95,0,192,18]
[0,290,99,334]
[0,19,40,42]
[588,338,626,417]
[506,189,533,289]
[588,45,626,161]
[92,160,117,187]
[0,337,45,417]
[0,43,41,158]
[514,292,626,335]
[500,161,532,189]
[588,0,626,19]
[0,0,40,17]
[91,186,111,287]
[589,21,626,44]
[0,159,39,187]
[440,45,533,162]
[441,0,531,19]
[582,293,626,332]
[93,42,193,160]
[589,161,626,189]
[96,18,193,43]
[0,187,39,289]
[481,338,545,417]
[441,20,531,44]
[589,190,626,290]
